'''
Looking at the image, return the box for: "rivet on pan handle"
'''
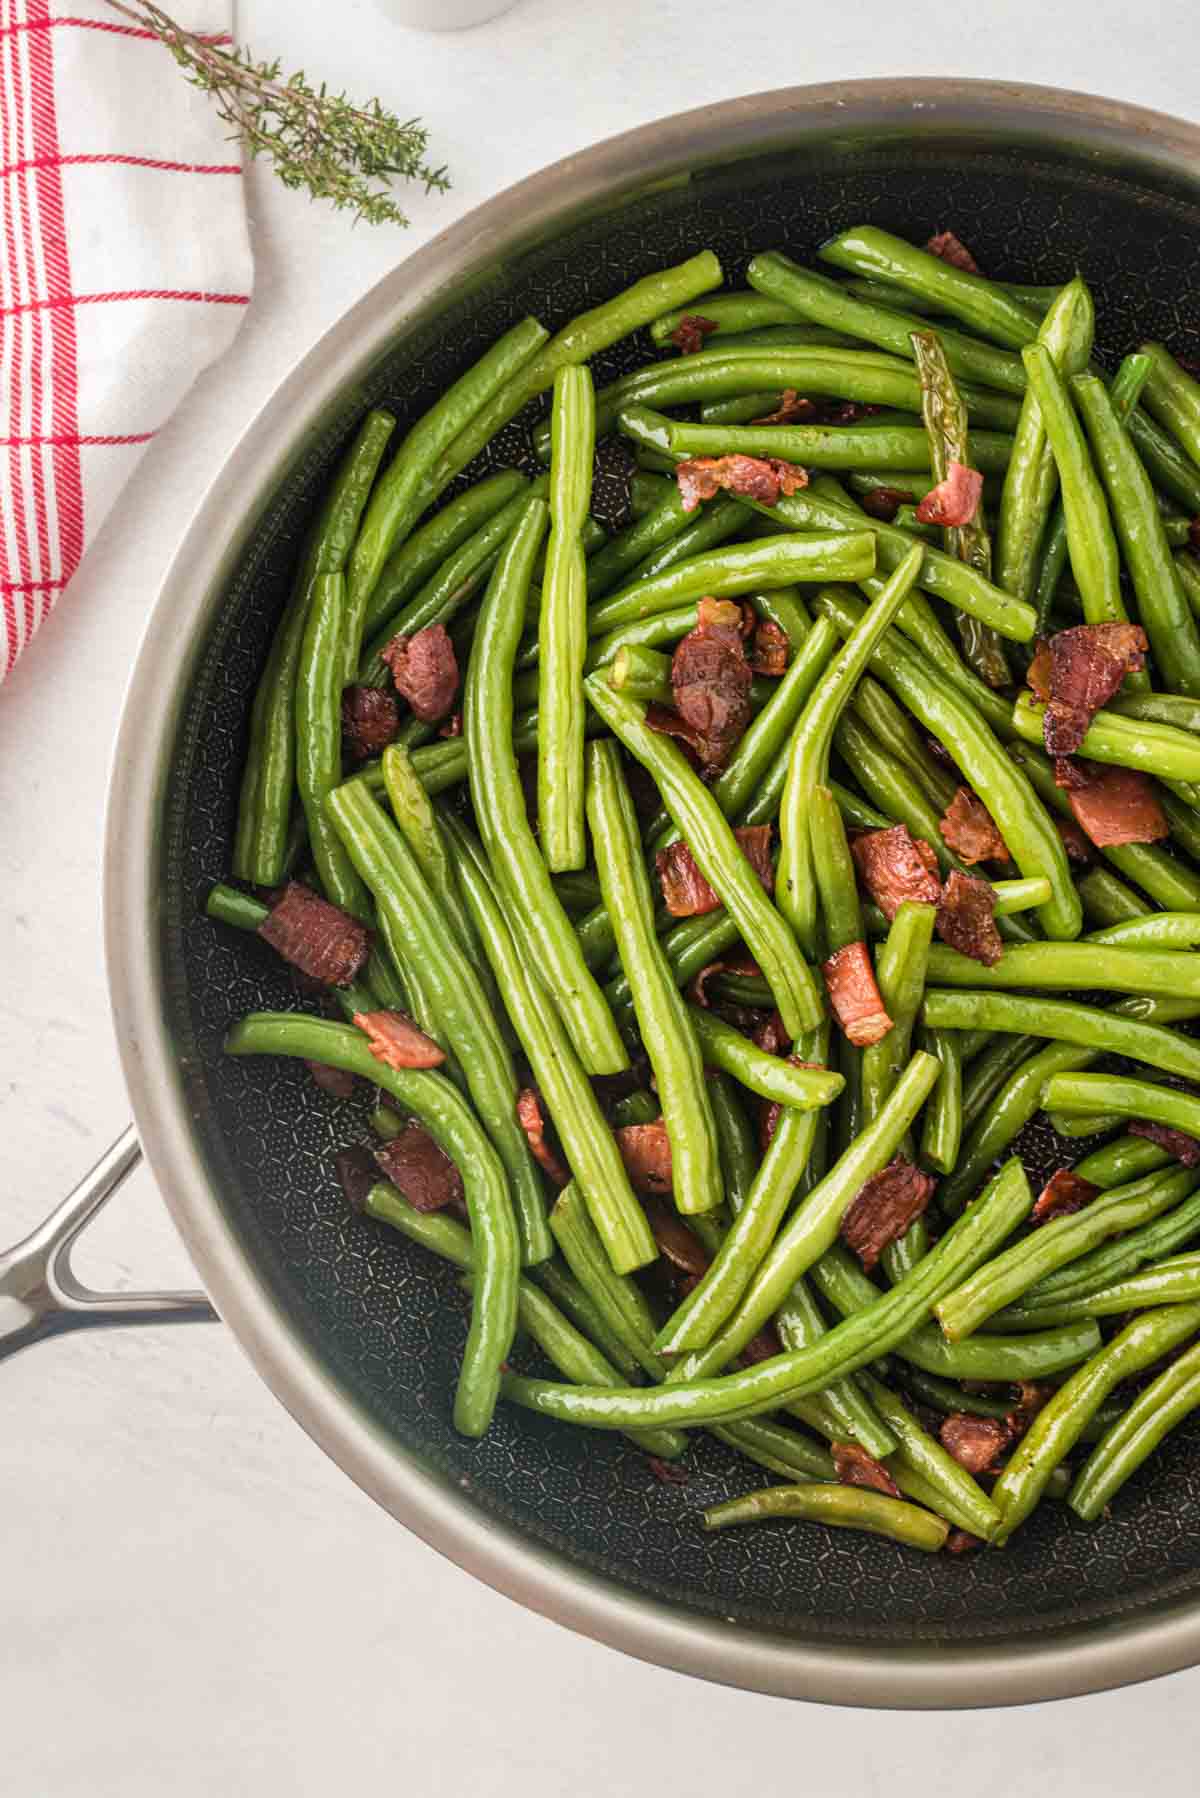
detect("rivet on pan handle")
[0,1125,217,1362]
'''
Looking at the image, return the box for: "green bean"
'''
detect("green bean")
[695,390,793,426]
[1000,1254,1200,1328]
[234,409,395,886]
[1087,912,1200,951]
[587,532,875,640]
[860,902,936,1130]
[465,498,628,1075]
[586,741,721,1216]
[1177,547,1200,621]
[1044,1073,1200,1141]
[995,277,1094,607]
[1026,1177,1200,1307]
[619,403,1013,472]
[701,1481,949,1550]
[380,745,492,991]
[360,479,545,676]
[921,990,1200,1086]
[606,642,672,707]
[498,1151,1025,1433]
[443,816,656,1275]
[707,1073,758,1217]
[649,292,802,344]
[1013,692,1200,787]
[655,1027,828,1354]
[727,621,844,832]
[586,488,691,600]
[548,1185,666,1381]
[936,1164,1196,1340]
[584,681,821,1038]
[991,1302,1200,1541]
[920,1027,963,1177]
[686,1007,842,1110]
[711,1418,836,1483]
[747,251,1026,394]
[205,884,269,933]
[844,276,1059,317]
[831,781,892,833]
[585,602,708,672]
[435,252,721,491]
[939,997,1200,1213]
[857,1373,1001,1540]
[814,593,1079,938]
[928,940,1200,1000]
[1069,1336,1200,1520]
[777,545,925,955]
[890,506,940,545]
[292,573,371,919]
[369,1102,405,1139]
[1077,867,1154,928]
[1130,407,1200,513]
[749,584,811,648]
[773,1276,898,1458]
[818,225,1043,349]
[1022,342,1141,648]
[346,320,547,675]
[851,676,958,813]
[226,1015,517,1434]
[810,784,864,954]
[536,367,595,871]
[531,1260,642,1382]
[326,779,551,1264]
[364,468,528,642]
[1073,1134,1172,1189]
[833,715,951,864]
[1139,342,1200,474]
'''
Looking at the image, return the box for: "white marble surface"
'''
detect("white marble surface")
[4,2,1200,1789]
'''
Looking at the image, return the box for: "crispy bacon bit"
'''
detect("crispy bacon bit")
[940,788,1008,863]
[438,712,463,739]
[925,230,980,273]
[851,824,941,920]
[841,1158,936,1271]
[335,1144,379,1214]
[353,1009,446,1071]
[1010,1380,1056,1420]
[1061,761,1168,848]
[936,869,1003,967]
[1128,1120,1200,1167]
[751,1009,791,1057]
[749,617,789,676]
[1055,815,1094,864]
[1189,517,1200,553]
[258,882,371,987]
[1031,1167,1101,1226]
[640,1197,710,1276]
[940,1413,1014,1475]
[675,453,809,514]
[341,684,400,763]
[823,941,894,1047]
[749,388,818,426]
[643,703,707,766]
[915,461,984,528]
[516,1088,570,1188]
[306,1060,356,1100]
[822,400,884,426]
[687,952,763,1009]
[1027,623,1149,756]
[860,485,911,522]
[648,1455,689,1484]
[832,1442,903,1498]
[615,1120,674,1195]
[374,1124,464,1213]
[945,1529,984,1554]
[382,622,460,723]
[670,313,718,355]
[656,826,773,917]
[739,1322,783,1365]
[668,595,754,768]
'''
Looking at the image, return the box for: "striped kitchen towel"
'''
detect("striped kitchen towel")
[1,0,253,680]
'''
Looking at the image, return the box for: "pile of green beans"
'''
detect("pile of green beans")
[212,232,1200,1557]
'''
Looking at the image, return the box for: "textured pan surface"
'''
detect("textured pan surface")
[147,99,1200,1683]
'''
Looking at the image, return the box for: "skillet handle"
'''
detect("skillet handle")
[0,1125,217,1362]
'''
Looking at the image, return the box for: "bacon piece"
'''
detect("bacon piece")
[516,1088,570,1188]
[739,1321,783,1365]
[851,823,941,920]
[353,1009,446,1070]
[335,1144,379,1213]
[751,1009,791,1056]
[925,230,980,273]
[823,941,893,1047]
[1010,1381,1056,1421]
[945,1529,984,1555]
[640,1197,709,1276]
[614,1120,674,1195]
[821,400,885,426]
[935,869,1003,967]
[643,703,707,766]
[675,453,808,514]
[1189,518,1200,553]
[687,952,763,1009]
[381,621,460,723]
[648,1455,689,1484]
[341,684,400,763]
[1027,623,1149,756]
[374,1124,464,1213]
[438,712,462,739]
[1061,761,1168,848]
[840,1158,936,1271]
[670,313,717,355]
[668,595,754,768]
[749,389,818,426]
[656,826,773,917]
[832,1442,902,1498]
[1031,1167,1100,1226]
[1128,1120,1200,1167]
[258,881,371,986]
[915,461,983,528]
[940,788,1008,863]
[306,1060,356,1100]
[749,617,789,676]
[940,1413,1014,1475]
[859,485,911,522]
[1055,815,1094,864]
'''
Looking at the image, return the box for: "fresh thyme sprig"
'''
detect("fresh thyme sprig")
[102,0,449,227]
